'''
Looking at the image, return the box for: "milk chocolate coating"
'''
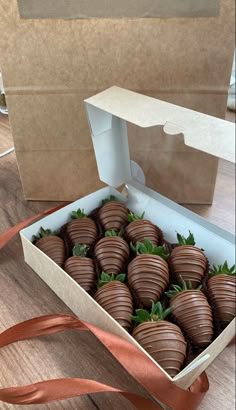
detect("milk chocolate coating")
[64,256,96,293]
[99,201,128,232]
[95,281,133,331]
[132,321,187,377]
[169,245,207,288]
[207,274,236,325]
[128,254,169,308]
[66,217,98,248]
[35,236,65,267]
[125,220,160,245]
[170,290,214,347]
[94,236,130,274]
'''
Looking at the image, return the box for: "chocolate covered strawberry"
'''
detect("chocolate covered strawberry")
[169,231,207,288]
[66,208,98,248]
[94,230,129,274]
[33,227,65,267]
[64,244,96,293]
[166,279,213,347]
[132,302,187,377]
[125,211,162,245]
[99,196,128,232]
[128,240,169,308]
[94,272,133,331]
[207,261,236,326]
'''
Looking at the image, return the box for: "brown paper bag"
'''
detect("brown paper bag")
[0,0,234,202]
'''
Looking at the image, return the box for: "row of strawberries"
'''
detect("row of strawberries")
[33,196,236,377]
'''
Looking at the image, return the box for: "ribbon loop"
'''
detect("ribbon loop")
[0,314,209,409]
[0,314,86,348]
[0,378,160,410]
[0,203,70,250]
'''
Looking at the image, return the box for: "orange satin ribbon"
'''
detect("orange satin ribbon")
[0,203,70,250]
[0,314,209,409]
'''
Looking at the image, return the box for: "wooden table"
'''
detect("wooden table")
[0,113,235,409]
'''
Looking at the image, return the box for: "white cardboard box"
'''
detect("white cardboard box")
[20,87,235,397]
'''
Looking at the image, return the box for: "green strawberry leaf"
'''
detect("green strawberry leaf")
[32,226,58,242]
[130,315,144,324]
[116,273,126,283]
[72,244,89,257]
[165,278,197,298]
[209,261,236,277]
[131,239,169,260]
[71,208,87,219]
[128,211,145,222]
[131,302,172,324]
[98,272,126,288]
[101,195,118,206]
[105,230,123,237]
[136,242,148,255]
[130,241,137,253]
[150,301,172,321]
[162,306,172,320]
[134,309,151,322]
[177,232,185,245]
[176,230,196,246]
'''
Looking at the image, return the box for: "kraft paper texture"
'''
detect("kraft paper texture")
[17,0,220,19]
[0,0,235,202]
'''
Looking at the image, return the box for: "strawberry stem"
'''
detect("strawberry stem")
[131,301,172,324]
[131,239,169,260]
[209,261,236,277]
[98,272,126,288]
[128,211,145,222]
[32,226,58,242]
[71,208,87,220]
[105,230,123,237]
[101,195,118,206]
[176,231,196,246]
[72,244,89,257]
[166,277,202,298]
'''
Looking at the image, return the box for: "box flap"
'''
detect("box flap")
[85,86,235,187]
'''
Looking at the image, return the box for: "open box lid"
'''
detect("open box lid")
[84,86,235,188]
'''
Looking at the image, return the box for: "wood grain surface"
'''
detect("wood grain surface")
[0,113,235,409]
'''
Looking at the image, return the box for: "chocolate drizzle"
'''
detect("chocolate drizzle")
[169,245,207,288]
[132,321,187,377]
[94,236,130,274]
[66,218,98,248]
[170,290,214,347]
[95,281,133,331]
[207,274,236,325]
[64,256,96,293]
[99,201,128,232]
[125,220,160,245]
[32,200,235,378]
[35,236,65,267]
[128,254,169,308]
